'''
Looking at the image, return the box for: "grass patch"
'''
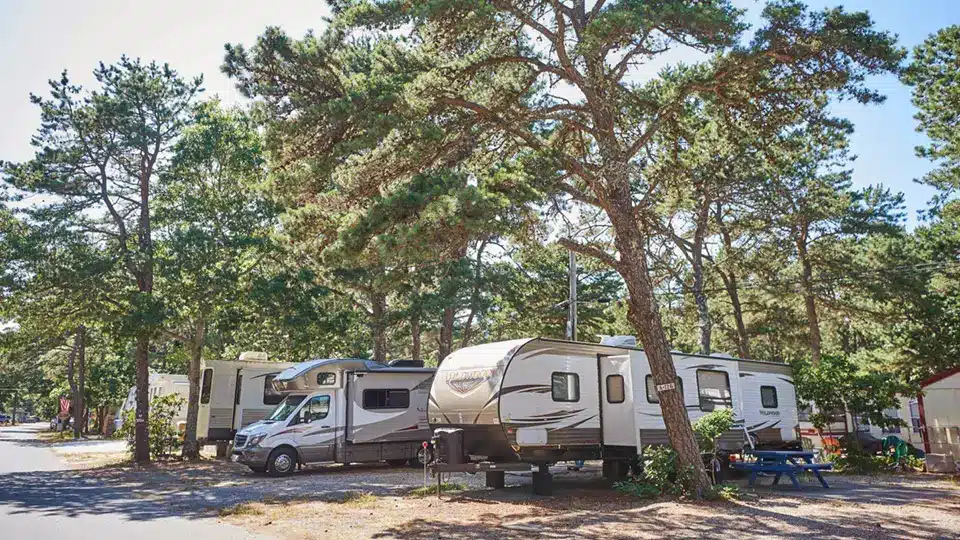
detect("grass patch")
[339,491,377,506]
[705,483,742,502]
[403,482,467,498]
[36,431,76,443]
[219,503,265,517]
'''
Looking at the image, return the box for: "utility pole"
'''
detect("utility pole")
[567,250,577,341]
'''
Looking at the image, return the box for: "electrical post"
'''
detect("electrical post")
[567,250,577,342]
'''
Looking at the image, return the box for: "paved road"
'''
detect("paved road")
[0,423,275,540]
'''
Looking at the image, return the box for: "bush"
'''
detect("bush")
[704,482,741,501]
[117,393,185,460]
[614,446,694,498]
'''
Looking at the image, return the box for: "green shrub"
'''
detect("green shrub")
[117,393,185,460]
[705,482,741,501]
[615,446,694,498]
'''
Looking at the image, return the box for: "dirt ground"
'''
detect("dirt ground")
[10,434,957,540]
[221,473,960,540]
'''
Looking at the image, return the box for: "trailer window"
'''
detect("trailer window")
[645,375,684,404]
[263,374,284,406]
[200,368,213,404]
[363,389,409,410]
[551,372,580,402]
[606,375,625,404]
[760,386,778,408]
[696,370,732,412]
[316,372,335,385]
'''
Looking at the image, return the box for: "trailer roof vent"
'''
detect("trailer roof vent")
[711,352,735,359]
[599,335,637,347]
[238,351,269,362]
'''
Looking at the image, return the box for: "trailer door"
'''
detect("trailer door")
[599,354,634,447]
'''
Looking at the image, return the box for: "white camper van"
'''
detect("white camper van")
[428,338,799,472]
[196,352,298,443]
[231,358,435,476]
[114,373,190,434]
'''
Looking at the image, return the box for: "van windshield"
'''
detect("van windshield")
[265,394,307,422]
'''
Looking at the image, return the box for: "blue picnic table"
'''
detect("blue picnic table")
[731,450,832,490]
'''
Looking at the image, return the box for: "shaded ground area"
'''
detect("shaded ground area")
[3,424,958,539]
[224,475,960,540]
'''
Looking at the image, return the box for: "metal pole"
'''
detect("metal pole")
[568,250,577,342]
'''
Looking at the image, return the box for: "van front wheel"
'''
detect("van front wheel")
[267,448,297,477]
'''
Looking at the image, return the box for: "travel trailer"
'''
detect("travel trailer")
[427,337,799,491]
[230,358,435,476]
[116,353,297,444]
[114,373,190,434]
[196,352,299,443]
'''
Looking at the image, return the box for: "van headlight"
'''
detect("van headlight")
[247,434,268,447]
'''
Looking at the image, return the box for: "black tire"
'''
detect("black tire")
[416,446,433,465]
[386,459,408,467]
[266,447,298,477]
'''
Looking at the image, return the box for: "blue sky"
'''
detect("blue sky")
[1,1,957,227]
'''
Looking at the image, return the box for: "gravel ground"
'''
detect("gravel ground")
[2,444,957,539]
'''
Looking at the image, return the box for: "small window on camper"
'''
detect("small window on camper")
[316,372,335,386]
[606,375,625,404]
[363,389,409,410]
[262,374,284,406]
[551,372,580,402]
[645,375,684,404]
[200,368,213,404]
[760,386,778,408]
[696,370,732,412]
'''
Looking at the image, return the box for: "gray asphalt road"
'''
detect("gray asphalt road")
[0,423,275,540]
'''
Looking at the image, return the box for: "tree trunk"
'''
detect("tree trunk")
[691,190,712,355]
[715,209,751,359]
[460,239,488,349]
[371,291,387,363]
[604,188,712,495]
[66,329,82,439]
[182,318,206,460]
[411,311,421,363]
[438,307,455,363]
[75,326,86,437]
[796,230,822,365]
[134,332,151,464]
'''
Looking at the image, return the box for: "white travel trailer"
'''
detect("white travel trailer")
[196,352,298,443]
[231,358,435,476]
[114,373,190,434]
[428,337,799,484]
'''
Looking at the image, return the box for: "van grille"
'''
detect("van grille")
[234,434,248,448]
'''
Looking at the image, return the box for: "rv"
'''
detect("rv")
[115,353,296,444]
[428,337,799,489]
[196,352,298,443]
[230,358,435,476]
[114,373,190,434]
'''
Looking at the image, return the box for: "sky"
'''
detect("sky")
[1,0,958,227]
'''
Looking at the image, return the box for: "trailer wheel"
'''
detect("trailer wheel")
[266,447,297,477]
[416,446,433,465]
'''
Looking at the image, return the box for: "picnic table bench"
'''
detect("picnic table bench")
[731,450,832,490]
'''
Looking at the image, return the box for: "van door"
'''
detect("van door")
[292,393,336,463]
[599,354,634,447]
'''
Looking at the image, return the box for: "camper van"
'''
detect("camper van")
[230,358,435,476]
[196,352,298,443]
[114,373,190,434]
[428,338,799,469]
